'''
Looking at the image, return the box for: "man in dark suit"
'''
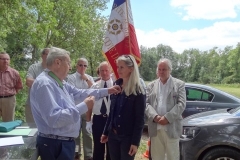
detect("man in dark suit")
[86,61,113,160]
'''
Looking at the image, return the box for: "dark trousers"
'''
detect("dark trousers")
[92,114,111,160]
[108,130,135,160]
[37,135,75,160]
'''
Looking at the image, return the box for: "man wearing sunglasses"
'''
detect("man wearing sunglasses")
[67,57,94,160]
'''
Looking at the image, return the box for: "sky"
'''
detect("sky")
[102,0,240,53]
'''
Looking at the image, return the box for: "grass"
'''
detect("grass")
[208,84,240,98]
[135,139,149,160]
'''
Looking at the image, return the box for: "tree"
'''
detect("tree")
[1,0,109,74]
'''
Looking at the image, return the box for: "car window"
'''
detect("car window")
[186,87,213,102]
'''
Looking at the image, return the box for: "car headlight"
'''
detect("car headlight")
[182,126,200,139]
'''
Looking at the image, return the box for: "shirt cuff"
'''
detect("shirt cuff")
[75,102,88,115]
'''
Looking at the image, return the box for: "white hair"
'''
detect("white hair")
[46,47,70,67]
[157,58,172,72]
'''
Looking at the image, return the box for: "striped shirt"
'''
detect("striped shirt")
[30,70,109,138]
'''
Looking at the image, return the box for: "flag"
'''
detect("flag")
[102,0,141,79]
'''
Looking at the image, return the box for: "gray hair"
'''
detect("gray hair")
[46,47,70,67]
[77,57,88,65]
[41,48,50,55]
[157,58,172,72]
[98,61,111,69]
[116,55,145,96]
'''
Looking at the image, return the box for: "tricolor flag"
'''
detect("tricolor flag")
[102,0,141,78]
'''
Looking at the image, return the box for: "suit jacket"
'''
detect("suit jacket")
[145,76,186,138]
[103,78,146,146]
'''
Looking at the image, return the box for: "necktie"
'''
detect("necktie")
[100,82,107,114]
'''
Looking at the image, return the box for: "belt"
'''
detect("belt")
[94,114,108,117]
[38,132,74,141]
[0,95,14,98]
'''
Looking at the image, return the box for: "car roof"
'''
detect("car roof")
[185,83,240,103]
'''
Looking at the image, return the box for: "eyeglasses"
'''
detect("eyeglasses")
[78,64,87,68]
[0,58,10,61]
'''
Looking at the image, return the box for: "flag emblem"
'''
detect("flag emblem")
[108,19,123,35]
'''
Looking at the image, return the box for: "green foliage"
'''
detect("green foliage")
[1,0,109,75]
[15,71,28,122]
[139,44,240,84]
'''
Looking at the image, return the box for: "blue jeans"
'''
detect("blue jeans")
[37,135,75,160]
[108,130,135,160]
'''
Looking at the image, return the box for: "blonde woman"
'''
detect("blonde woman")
[101,55,146,160]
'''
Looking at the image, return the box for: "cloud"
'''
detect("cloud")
[136,21,240,53]
[170,0,240,20]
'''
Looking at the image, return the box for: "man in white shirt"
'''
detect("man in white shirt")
[67,58,94,160]
[86,61,112,160]
[145,58,186,160]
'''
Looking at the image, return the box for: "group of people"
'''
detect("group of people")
[0,46,186,160]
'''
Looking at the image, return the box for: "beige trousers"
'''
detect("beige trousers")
[25,104,36,127]
[0,96,16,122]
[25,104,35,123]
[75,113,93,159]
[151,129,179,160]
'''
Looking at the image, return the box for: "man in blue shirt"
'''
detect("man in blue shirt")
[30,47,121,160]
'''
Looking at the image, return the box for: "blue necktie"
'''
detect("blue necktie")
[100,82,107,114]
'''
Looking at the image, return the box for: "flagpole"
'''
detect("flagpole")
[125,0,132,55]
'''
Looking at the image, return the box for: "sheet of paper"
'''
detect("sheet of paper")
[15,126,30,129]
[0,129,32,136]
[0,136,24,147]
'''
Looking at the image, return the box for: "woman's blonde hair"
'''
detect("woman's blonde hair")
[116,55,145,96]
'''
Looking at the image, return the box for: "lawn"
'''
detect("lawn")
[208,84,240,98]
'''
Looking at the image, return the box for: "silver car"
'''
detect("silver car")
[180,107,240,160]
[184,83,240,118]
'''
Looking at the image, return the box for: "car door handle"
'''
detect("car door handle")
[196,107,206,110]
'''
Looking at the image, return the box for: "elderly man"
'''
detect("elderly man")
[86,61,113,160]
[67,57,94,160]
[25,48,49,124]
[0,52,23,122]
[145,58,186,160]
[30,47,120,160]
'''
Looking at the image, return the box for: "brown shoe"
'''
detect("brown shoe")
[74,153,81,160]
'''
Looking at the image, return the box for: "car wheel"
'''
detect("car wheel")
[202,147,240,160]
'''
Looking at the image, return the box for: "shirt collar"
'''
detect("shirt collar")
[0,66,10,72]
[159,75,172,85]
[101,78,113,87]
[76,72,81,77]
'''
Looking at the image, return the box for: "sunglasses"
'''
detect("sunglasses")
[124,55,134,64]
[78,64,87,68]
